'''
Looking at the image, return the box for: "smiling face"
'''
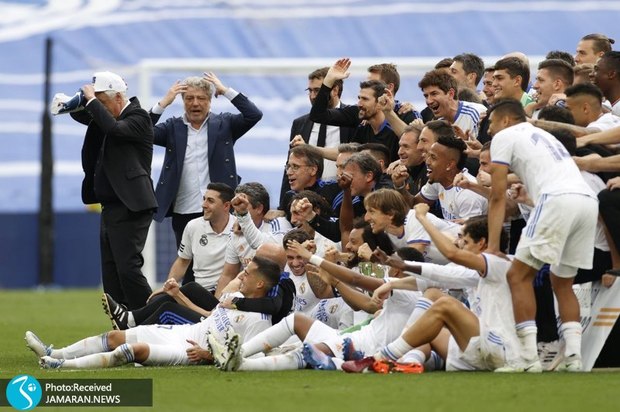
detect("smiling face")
[398,130,424,167]
[364,207,393,234]
[345,227,365,253]
[493,69,522,100]
[425,143,453,185]
[238,261,263,296]
[285,248,306,276]
[286,153,317,192]
[422,85,454,119]
[202,189,228,222]
[417,127,438,159]
[482,71,495,104]
[357,87,380,121]
[183,86,211,128]
[533,68,558,107]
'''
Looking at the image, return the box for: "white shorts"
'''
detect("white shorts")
[516,193,598,277]
[304,320,340,354]
[445,330,507,371]
[125,324,202,366]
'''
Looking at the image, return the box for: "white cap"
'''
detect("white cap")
[92,71,127,93]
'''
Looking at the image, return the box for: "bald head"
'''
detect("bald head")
[255,243,286,272]
[502,51,530,67]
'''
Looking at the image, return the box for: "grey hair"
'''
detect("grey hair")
[343,152,382,181]
[182,76,214,98]
[235,182,270,214]
[103,90,127,103]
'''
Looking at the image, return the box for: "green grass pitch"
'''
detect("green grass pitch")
[1,289,620,412]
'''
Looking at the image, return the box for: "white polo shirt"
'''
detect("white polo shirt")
[179,214,236,290]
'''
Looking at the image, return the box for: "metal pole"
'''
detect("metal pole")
[39,36,54,285]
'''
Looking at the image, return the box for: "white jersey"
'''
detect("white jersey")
[290,272,322,314]
[179,215,236,290]
[127,292,271,365]
[225,215,291,267]
[612,100,620,117]
[451,101,487,139]
[588,112,620,132]
[388,210,461,265]
[314,231,340,256]
[490,122,594,203]
[420,170,488,220]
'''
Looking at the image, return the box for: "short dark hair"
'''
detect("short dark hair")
[538,105,575,124]
[289,190,333,217]
[434,58,454,70]
[463,215,508,253]
[338,143,362,154]
[453,53,485,86]
[359,79,387,99]
[360,143,390,168]
[419,69,458,97]
[252,255,282,290]
[290,144,324,180]
[435,135,468,170]
[309,67,343,98]
[565,82,604,105]
[207,182,234,203]
[425,119,456,140]
[538,59,574,86]
[367,63,400,95]
[488,99,527,123]
[600,51,620,74]
[395,246,425,263]
[494,57,530,92]
[458,87,483,104]
[545,50,576,67]
[282,228,312,250]
[581,33,615,54]
[235,182,270,214]
[550,129,577,156]
[343,152,382,183]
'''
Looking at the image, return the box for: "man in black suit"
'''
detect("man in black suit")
[279,67,355,207]
[71,71,158,309]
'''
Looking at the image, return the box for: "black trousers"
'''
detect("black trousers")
[171,212,203,285]
[100,203,153,310]
[134,282,220,325]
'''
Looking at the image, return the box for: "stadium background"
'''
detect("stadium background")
[0,0,617,288]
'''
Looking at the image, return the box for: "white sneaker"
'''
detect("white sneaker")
[538,340,561,370]
[39,356,64,369]
[555,355,583,372]
[207,326,241,371]
[495,358,543,373]
[25,331,52,358]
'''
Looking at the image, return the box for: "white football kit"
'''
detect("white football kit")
[420,170,488,220]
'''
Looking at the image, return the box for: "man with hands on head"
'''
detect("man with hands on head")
[71,71,158,309]
[150,72,262,260]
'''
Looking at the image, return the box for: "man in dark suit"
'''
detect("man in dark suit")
[149,72,262,254]
[279,67,355,207]
[71,71,158,309]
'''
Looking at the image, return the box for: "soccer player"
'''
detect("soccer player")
[486,99,598,372]
[342,205,519,373]
[25,256,281,369]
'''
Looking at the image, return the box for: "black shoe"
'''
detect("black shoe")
[101,293,129,330]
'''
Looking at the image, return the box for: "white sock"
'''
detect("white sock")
[238,350,305,371]
[516,321,538,361]
[51,334,109,359]
[378,337,414,362]
[424,351,444,371]
[127,313,136,328]
[61,344,133,369]
[241,313,296,357]
[398,349,426,365]
[404,298,433,327]
[559,321,582,359]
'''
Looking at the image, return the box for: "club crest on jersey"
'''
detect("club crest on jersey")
[329,304,338,314]
[199,234,208,246]
[235,315,245,323]
[300,283,306,294]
